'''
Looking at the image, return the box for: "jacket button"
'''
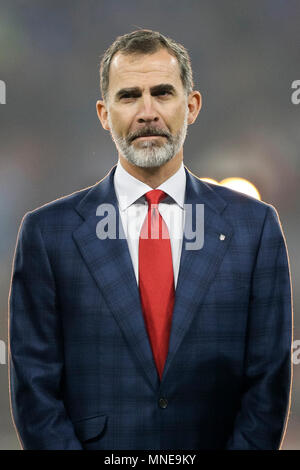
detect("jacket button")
[158,397,168,409]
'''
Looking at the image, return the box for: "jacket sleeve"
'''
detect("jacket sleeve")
[225,205,293,450]
[8,212,83,450]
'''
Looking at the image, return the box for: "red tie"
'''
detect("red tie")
[138,189,175,381]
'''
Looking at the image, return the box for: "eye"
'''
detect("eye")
[157,90,171,96]
[155,90,173,98]
[119,93,140,101]
[121,94,133,100]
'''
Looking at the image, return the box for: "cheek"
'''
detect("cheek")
[109,110,133,136]
[165,106,186,132]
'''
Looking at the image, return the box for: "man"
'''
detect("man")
[9,29,293,450]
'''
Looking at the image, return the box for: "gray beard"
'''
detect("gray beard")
[107,111,188,168]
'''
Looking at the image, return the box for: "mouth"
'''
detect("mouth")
[131,134,168,143]
[133,135,166,141]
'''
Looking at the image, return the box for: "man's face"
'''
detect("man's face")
[101,48,189,168]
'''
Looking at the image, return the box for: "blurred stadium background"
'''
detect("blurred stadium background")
[0,0,299,449]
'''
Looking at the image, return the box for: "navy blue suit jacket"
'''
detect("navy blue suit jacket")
[9,164,293,450]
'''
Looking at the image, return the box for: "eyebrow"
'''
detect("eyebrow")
[115,83,176,100]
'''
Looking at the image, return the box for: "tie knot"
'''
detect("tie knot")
[144,189,167,207]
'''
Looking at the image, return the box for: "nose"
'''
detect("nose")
[136,94,159,125]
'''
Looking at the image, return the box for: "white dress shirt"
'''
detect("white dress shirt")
[113,159,186,289]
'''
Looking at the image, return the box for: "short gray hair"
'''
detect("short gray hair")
[99,29,194,102]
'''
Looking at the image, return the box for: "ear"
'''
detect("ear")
[96,99,110,131]
[187,91,202,125]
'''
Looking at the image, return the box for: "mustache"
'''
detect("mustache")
[127,127,171,143]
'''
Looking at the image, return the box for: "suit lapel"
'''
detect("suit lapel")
[73,165,160,391]
[160,167,234,384]
[73,164,234,391]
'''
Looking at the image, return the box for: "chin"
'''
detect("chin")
[124,149,175,168]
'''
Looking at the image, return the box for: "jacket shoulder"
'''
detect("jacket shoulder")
[189,169,273,211]
[20,183,96,229]
[187,169,280,229]
[204,180,269,208]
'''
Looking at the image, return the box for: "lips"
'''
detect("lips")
[135,135,161,139]
[132,134,166,141]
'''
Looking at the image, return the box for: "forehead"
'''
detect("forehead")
[108,48,183,92]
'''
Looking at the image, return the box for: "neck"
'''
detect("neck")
[119,151,183,188]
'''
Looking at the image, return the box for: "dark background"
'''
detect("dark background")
[0,0,299,449]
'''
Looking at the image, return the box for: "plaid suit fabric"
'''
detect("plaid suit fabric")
[8,164,293,450]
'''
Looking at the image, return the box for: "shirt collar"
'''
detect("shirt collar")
[114,159,186,211]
